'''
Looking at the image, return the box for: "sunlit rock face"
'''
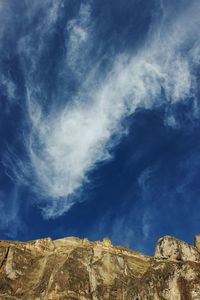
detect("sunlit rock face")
[154,236,200,262]
[0,236,200,299]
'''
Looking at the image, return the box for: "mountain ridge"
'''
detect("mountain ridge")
[0,235,200,299]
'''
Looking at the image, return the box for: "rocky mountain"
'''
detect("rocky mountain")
[0,235,200,299]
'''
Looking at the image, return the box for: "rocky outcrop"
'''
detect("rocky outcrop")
[155,235,200,262]
[0,235,200,299]
[194,235,200,252]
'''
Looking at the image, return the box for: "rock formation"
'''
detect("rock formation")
[0,235,200,299]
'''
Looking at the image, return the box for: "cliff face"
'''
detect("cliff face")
[0,235,200,300]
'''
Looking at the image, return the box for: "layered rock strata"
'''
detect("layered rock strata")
[0,235,200,299]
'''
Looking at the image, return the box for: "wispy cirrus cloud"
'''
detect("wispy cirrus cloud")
[0,187,24,238]
[66,2,92,78]
[3,0,200,218]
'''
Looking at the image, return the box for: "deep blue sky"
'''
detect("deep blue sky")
[0,0,200,255]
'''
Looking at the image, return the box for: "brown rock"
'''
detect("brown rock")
[194,235,200,252]
[154,235,200,262]
[0,236,199,299]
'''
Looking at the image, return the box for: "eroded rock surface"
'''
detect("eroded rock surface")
[155,236,200,262]
[0,235,200,299]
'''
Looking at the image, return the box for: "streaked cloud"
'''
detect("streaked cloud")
[66,2,92,78]
[0,187,24,238]
[3,0,200,218]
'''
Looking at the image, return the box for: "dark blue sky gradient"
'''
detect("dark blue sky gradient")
[0,0,200,255]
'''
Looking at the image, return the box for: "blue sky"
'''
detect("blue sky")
[0,0,200,255]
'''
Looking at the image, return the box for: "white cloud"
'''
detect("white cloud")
[0,187,24,238]
[4,0,200,218]
[1,75,16,101]
[138,167,155,189]
[164,113,178,129]
[108,210,151,252]
[66,2,93,78]
[110,217,136,248]
[0,0,10,40]
[17,0,62,73]
[142,212,151,241]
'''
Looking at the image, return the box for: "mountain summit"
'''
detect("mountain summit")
[0,235,200,299]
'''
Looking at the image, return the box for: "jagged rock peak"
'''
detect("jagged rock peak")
[194,234,200,251]
[154,235,200,262]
